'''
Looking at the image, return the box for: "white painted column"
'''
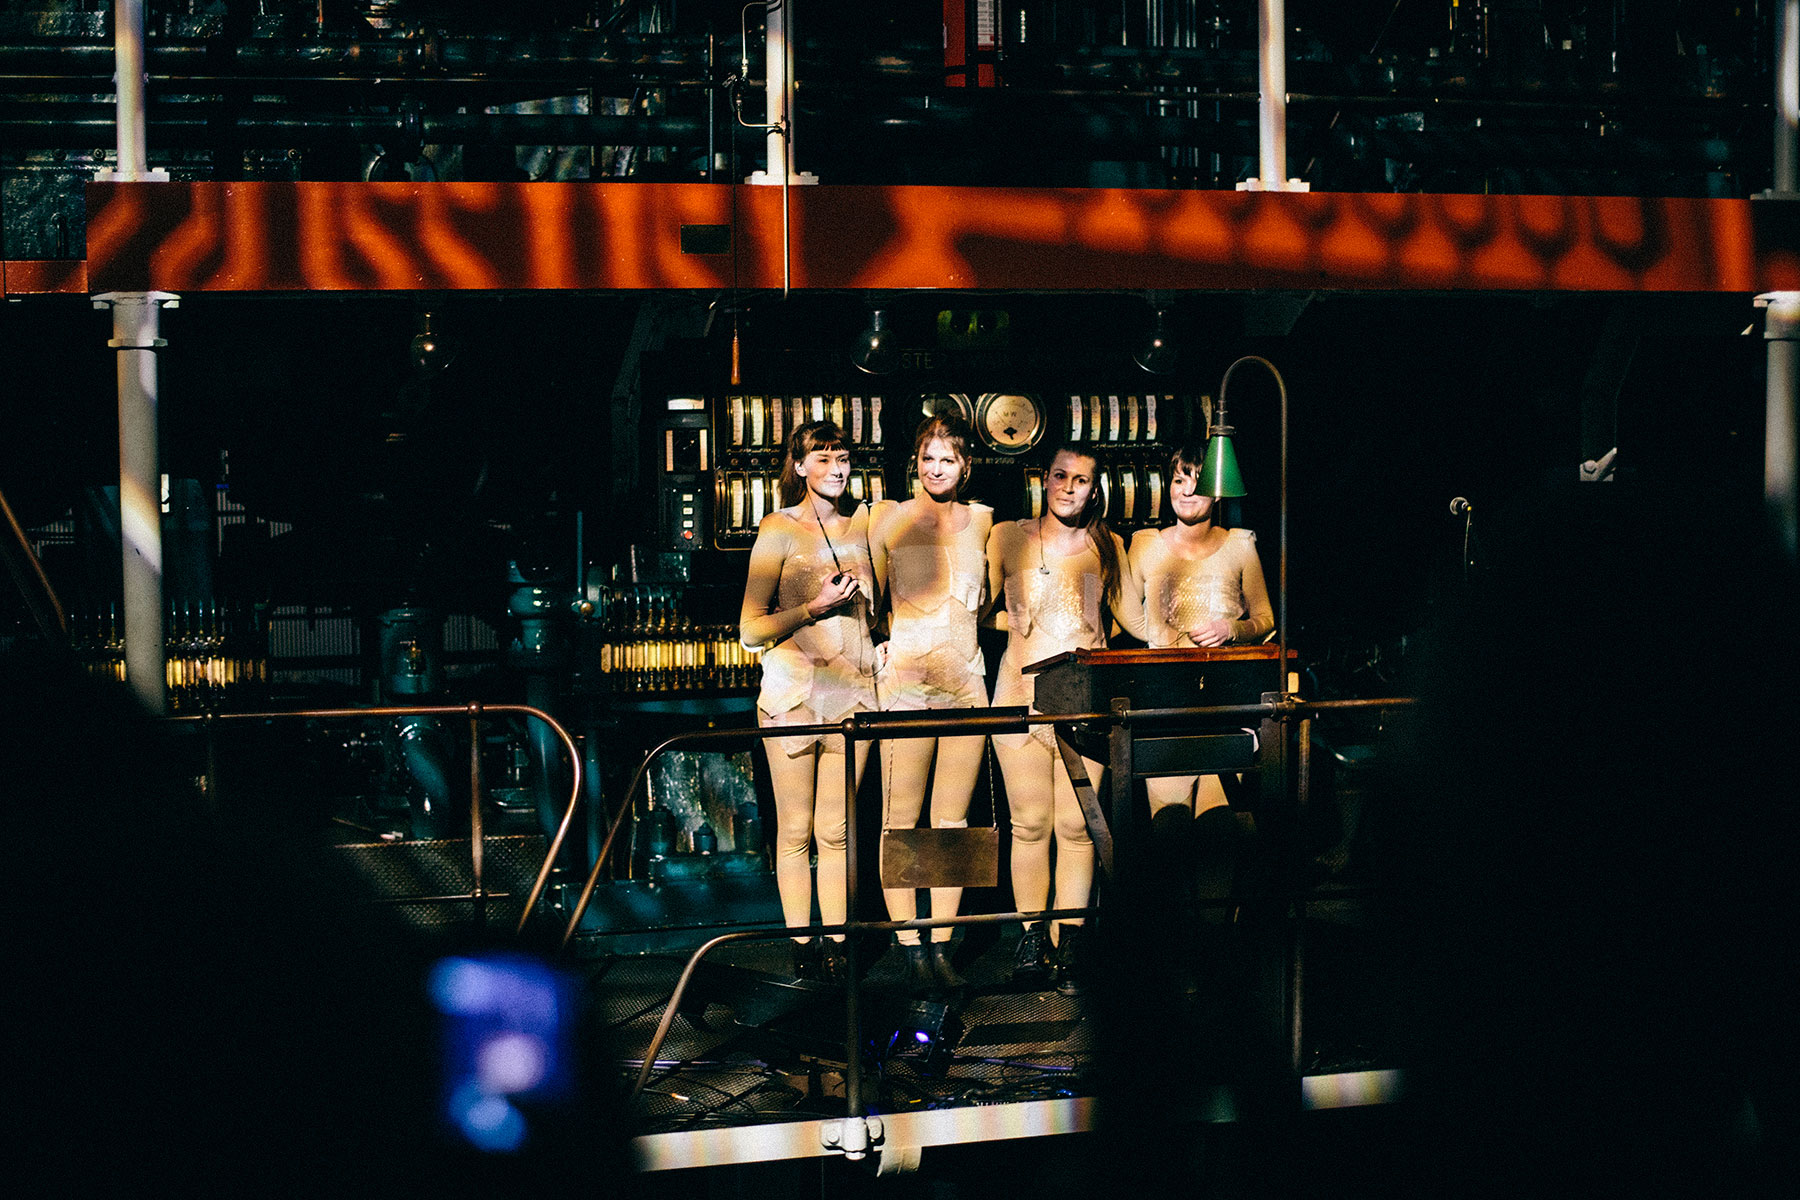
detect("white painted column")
[97,0,175,710]
[1237,0,1308,192]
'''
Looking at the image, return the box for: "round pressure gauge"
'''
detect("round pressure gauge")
[918,393,976,428]
[975,392,1046,456]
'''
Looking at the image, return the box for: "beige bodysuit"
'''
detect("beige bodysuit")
[988,520,1133,748]
[874,501,992,711]
[740,506,879,755]
[1129,527,1273,649]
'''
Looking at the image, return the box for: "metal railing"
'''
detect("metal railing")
[164,703,584,920]
[537,693,1415,1124]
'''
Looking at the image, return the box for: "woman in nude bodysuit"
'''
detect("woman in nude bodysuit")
[986,446,1145,992]
[869,415,992,992]
[739,421,877,982]
[1126,441,1274,819]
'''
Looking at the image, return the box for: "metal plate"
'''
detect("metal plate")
[879,827,1000,888]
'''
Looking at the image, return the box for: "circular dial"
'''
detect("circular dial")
[975,392,1046,456]
[918,393,975,427]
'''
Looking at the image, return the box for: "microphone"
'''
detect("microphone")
[1449,497,1472,517]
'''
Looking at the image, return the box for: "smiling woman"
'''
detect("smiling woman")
[738,420,877,984]
[868,415,993,992]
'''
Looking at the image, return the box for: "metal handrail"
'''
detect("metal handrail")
[164,703,584,919]
[548,692,1415,1119]
[543,692,1415,945]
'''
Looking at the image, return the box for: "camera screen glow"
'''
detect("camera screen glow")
[428,953,574,1154]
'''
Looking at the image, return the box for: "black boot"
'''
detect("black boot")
[901,943,939,994]
[927,942,965,990]
[820,939,851,986]
[1053,925,1087,997]
[1012,924,1053,988]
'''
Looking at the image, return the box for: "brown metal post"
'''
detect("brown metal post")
[202,710,218,813]
[841,717,863,1118]
[468,703,485,922]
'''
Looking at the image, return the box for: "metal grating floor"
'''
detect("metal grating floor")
[332,833,546,929]
[604,928,1101,1136]
[597,899,1400,1147]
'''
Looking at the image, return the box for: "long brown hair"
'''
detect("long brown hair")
[778,420,852,509]
[1047,445,1122,607]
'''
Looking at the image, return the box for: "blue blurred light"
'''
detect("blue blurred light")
[477,1031,549,1094]
[451,1086,528,1153]
[913,1030,933,1045]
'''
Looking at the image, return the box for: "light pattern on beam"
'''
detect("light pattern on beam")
[78,182,1800,295]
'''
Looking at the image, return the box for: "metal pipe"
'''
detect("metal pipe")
[0,483,68,640]
[841,715,862,1118]
[1762,292,1800,560]
[1215,355,1290,696]
[1779,0,1799,194]
[1768,5,1800,561]
[112,0,148,178]
[469,703,486,915]
[765,0,789,181]
[1255,0,1288,185]
[0,34,715,83]
[106,292,168,713]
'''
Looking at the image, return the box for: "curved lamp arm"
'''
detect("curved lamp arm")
[1217,355,1290,697]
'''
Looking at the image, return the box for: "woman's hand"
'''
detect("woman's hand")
[1186,618,1232,648]
[807,571,862,618]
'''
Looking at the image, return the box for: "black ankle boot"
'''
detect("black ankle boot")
[927,942,965,990]
[901,943,938,993]
[1053,925,1087,997]
[1012,925,1053,988]
[821,939,851,985]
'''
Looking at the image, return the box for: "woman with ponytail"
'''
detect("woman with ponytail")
[985,446,1143,993]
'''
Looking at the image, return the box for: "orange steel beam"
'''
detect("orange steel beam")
[1,259,89,296]
[80,181,1800,295]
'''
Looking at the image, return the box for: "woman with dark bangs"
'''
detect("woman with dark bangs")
[986,445,1144,993]
[869,414,993,992]
[739,421,878,982]
[1127,441,1273,820]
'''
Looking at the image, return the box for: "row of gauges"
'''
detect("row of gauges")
[723,394,889,450]
[1021,462,1173,525]
[714,470,890,538]
[720,392,1179,458]
[922,392,1179,454]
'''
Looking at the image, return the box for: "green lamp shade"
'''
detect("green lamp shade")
[1195,431,1246,498]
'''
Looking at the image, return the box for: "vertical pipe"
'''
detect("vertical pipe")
[706,31,716,182]
[1256,0,1288,186]
[470,704,487,918]
[764,0,787,179]
[1779,0,1798,193]
[112,0,149,179]
[1764,294,1800,560]
[1766,5,1800,561]
[842,718,862,1117]
[103,0,171,713]
[111,294,167,714]
[203,711,219,812]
